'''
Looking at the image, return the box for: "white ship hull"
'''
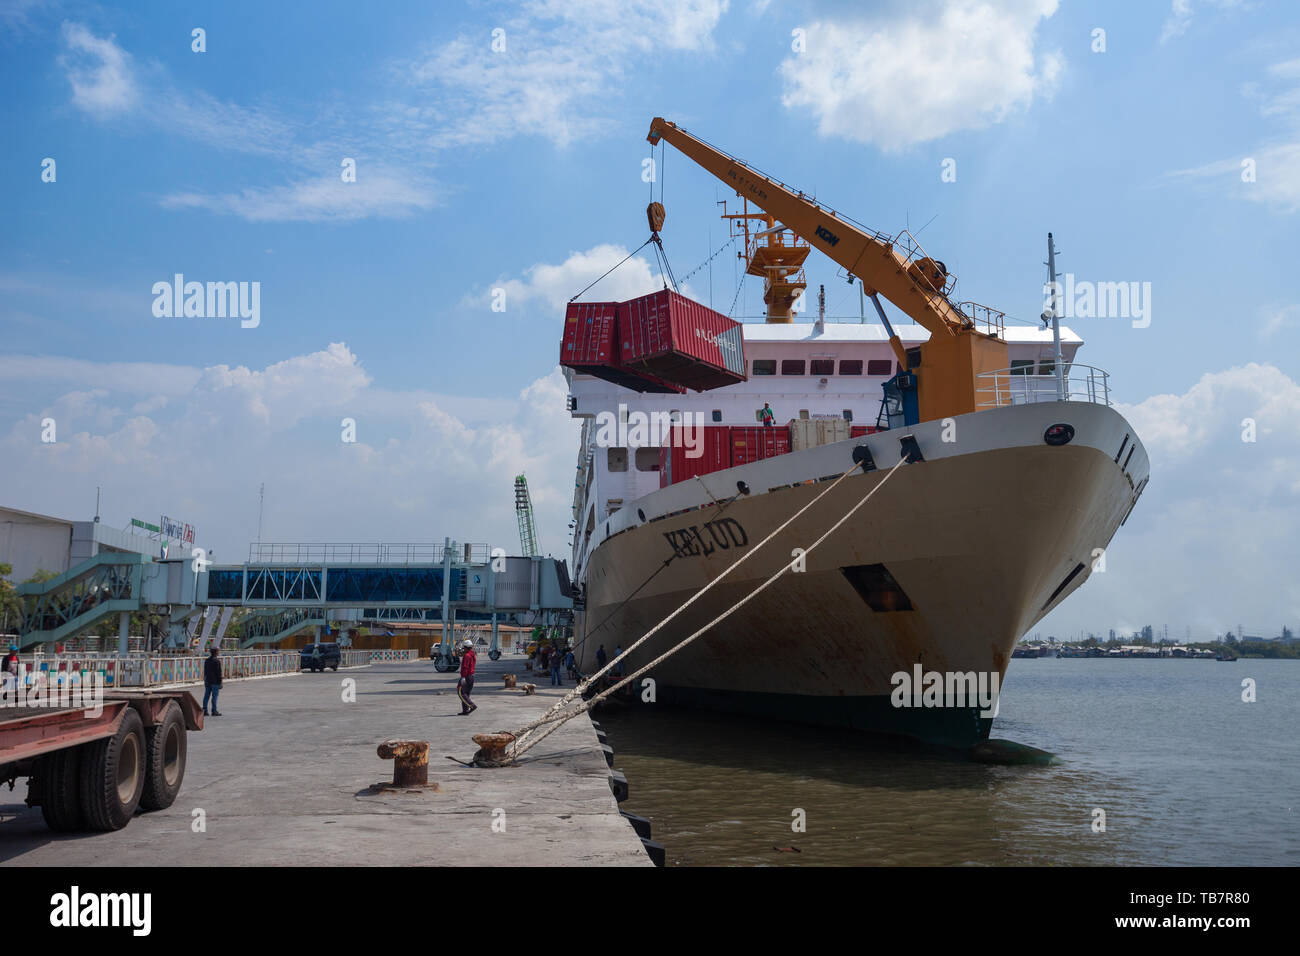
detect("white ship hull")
[574,400,1148,749]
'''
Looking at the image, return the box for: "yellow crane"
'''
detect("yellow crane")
[647,117,1010,425]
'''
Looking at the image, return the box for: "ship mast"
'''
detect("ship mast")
[1043,233,1065,401]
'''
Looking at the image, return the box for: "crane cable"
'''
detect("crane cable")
[568,236,654,303]
[494,453,909,764]
[506,454,908,763]
[568,484,748,660]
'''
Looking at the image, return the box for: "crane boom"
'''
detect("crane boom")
[646,117,1009,424]
[514,474,538,557]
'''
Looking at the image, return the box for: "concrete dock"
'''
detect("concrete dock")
[0,655,651,866]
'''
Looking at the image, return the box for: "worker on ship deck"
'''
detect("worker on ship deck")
[760,402,775,427]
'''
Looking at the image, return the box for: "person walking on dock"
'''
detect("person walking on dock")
[550,647,563,686]
[596,644,607,669]
[612,645,625,679]
[760,402,775,427]
[565,647,577,680]
[203,646,223,716]
[458,638,477,715]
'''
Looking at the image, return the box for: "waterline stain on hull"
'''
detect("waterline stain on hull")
[650,683,993,751]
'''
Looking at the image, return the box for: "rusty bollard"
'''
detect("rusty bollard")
[377,739,429,788]
[503,674,517,689]
[472,733,516,767]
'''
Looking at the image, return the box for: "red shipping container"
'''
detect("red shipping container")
[849,425,881,438]
[659,425,730,487]
[561,301,686,394]
[619,289,746,391]
[765,426,792,458]
[730,425,791,466]
[561,301,617,366]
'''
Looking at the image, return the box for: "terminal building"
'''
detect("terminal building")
[0,505,172,584]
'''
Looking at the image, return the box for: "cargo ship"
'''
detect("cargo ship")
[561,120,1150,749]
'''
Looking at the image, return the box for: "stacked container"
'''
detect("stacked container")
[619,289,747,391]
[789,418,851,451]
[729,425,792,466]
[560,302,685,393]
[658,425,731,488]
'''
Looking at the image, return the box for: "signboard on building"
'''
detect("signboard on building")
[160,515,195,545]
[134,515,195,544]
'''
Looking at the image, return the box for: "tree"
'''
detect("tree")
[0,562,17,635]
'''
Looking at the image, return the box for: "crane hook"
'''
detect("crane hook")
[646,201,666,235]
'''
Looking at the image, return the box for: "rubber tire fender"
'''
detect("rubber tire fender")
[140,700,186,811]
[79,706,146,831]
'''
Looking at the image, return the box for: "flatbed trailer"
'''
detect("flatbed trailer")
[0,689,203,832]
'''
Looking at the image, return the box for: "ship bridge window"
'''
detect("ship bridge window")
[839,359,863,375]
[810,359,835,376]
[841,563,914,612]
[752,359,776,376]
[711,409,722,422]
[781,359,806,375]
[867,359,892,376]
[1010,359,1035,375]
[634,448,660,472]
[607,447,628,472]
[843,409,853,421]
[1039,361,1056,376]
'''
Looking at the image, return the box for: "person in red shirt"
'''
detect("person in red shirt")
[457,639,477,715]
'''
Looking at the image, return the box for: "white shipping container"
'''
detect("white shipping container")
[787,418,849,450]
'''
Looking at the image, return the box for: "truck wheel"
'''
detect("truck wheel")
[140,701,186,811]
[36,746,84,832]
[433,654,452,673]
[488,649,501,661]
[79,707,146,831]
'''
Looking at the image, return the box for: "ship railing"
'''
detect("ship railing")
[889,229,958,298]
[956,300,1006,339]
[975,364,1111,408]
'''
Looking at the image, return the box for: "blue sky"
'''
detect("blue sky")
[2,0,1298,640]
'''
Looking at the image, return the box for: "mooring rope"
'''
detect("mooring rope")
[510,457,869,746]
[504,454,908,762]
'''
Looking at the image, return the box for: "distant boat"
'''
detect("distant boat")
[1216,651,1238,662]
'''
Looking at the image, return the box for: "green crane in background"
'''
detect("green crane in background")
[514,474,538,557]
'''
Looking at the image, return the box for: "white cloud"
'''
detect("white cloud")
[160,168,439,223]
[1160,0,1245,44]
[404,0,729,149]
[489,244,676,314]
[1116,363,1300,462]
[53,23,438,222]
[1260,303,1300,339]
[0,353,202,396]
[1165,59,1300,213]
[778,0,1062,150]
[0,345,581,559]
[58,21,137,116]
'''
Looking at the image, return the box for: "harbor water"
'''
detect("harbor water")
[596,658,1300,866]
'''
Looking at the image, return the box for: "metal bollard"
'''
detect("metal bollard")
[377,739,430,787]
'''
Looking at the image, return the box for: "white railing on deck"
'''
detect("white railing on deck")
[976,364,1111,408]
